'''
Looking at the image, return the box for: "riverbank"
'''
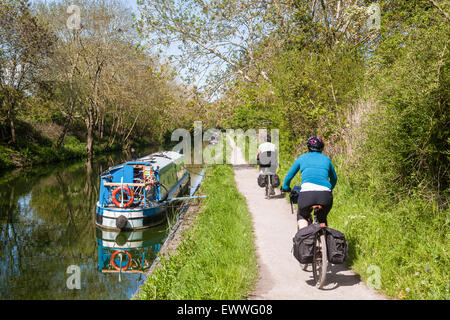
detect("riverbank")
[0,134,154,171]
[135,165,258,299]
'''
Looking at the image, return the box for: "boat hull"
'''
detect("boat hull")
[96,203,168,230]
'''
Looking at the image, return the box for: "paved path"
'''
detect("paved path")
[227,136,385,300]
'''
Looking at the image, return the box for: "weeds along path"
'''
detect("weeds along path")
[226,135,385,300]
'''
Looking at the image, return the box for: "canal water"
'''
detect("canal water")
[0,147,201,299]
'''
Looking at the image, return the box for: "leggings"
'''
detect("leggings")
[297,191,333,224]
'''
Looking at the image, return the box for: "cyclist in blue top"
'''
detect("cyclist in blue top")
[281,136,337,231]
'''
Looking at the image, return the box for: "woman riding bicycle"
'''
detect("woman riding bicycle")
[281,136,337,231]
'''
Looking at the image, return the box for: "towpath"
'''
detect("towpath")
[227,135,385,300]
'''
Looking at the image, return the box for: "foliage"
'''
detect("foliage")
[344,1,449,201]
[218,0,449,300]
[136,165,258,299]
[0,0,54,144]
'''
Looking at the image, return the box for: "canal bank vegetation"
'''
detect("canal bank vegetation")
[136,1,449,299]
[0,0,203,170]
[135,165,258,299]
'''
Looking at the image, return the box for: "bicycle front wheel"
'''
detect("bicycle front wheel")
[312,232,328,289]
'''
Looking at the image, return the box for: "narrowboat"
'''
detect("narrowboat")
[96,151,190,230]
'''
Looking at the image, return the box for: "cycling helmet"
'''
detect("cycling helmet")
[307,136,324,152]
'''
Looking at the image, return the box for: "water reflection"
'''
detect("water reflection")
[96,227,166,279]
[0,148,162,299]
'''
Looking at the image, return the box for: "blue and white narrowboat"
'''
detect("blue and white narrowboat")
[96,151,190,230]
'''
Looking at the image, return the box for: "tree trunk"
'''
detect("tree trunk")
[55,119,70,148]
[55,99,75,148]
[86,117,94,162]
[7,103,16,145]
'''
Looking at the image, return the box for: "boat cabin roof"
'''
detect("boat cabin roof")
[106,151,183,173]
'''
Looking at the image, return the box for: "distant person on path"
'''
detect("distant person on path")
[281,136,337,231]
[257,134,278,196]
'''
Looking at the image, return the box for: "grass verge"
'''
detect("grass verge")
[328,157,449,300]
[135,164,258,299]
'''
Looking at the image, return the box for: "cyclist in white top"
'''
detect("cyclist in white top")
[257,135,278,196]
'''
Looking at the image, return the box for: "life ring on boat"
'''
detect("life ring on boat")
[110,250,133,271]
[112,186,134,208]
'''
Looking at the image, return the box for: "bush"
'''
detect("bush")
[356,9,450,200]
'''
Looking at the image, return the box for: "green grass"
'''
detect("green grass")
[135,165,258,299]
[328,157,449,300]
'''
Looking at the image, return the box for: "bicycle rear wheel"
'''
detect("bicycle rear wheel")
[312,231,328,288]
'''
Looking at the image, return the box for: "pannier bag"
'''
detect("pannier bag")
[325,227,348,264]
[272,174,281,188]
[289,185,302,204]
[292,224,322,264]
[257,174,267,188]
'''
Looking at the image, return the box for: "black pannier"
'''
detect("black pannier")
[257,174,267,188]
[292,224,321,264]
[272,174,281,188]
[325,227,348,264]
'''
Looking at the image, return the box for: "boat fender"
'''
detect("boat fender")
[115,232,129,246]
[116,215,128,230]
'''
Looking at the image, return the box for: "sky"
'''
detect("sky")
[125,0,138,13]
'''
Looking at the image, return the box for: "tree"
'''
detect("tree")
[35,0,192,160]
[0,0,53,144]
[136,0,293,97]
[37,0,144,160]
[137,0,381,99]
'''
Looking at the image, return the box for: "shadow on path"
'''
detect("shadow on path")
[305,264,363,290]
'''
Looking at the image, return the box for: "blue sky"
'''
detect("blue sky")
[124,0,138,14]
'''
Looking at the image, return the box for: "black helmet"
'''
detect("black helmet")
[266,134,272,142]
[307,136,324,152]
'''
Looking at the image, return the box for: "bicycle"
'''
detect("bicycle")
[309,205,328,289]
